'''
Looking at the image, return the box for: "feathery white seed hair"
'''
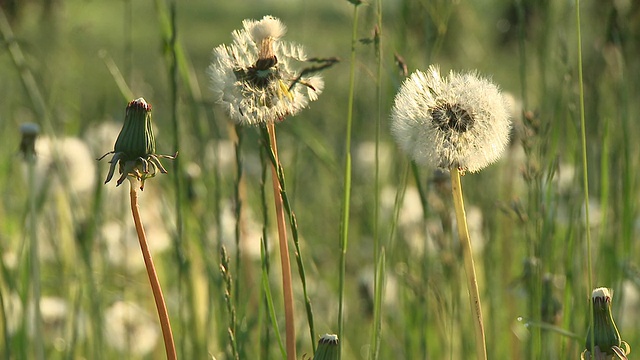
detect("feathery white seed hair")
[209,15,323,126]
[245,15,286,43]
[390,65,511,173]
[592,287,612,299]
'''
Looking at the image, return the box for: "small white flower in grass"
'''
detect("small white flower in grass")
[209,15,324,126]
[391,65,511,173]
[105,301,159,356]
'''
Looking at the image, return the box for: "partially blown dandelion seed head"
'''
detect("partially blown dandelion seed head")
[209,15,323,126]
[391,65,511,173]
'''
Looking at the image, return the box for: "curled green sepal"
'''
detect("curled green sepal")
[98,98,177,190]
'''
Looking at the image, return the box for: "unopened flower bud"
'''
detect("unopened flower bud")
[99,98,176,190]
[584,288,622,356]
[313,334,339,360]
[114,98,156,158]
[19,122,40,160]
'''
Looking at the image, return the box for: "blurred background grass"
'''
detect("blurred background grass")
[1,0,640,359]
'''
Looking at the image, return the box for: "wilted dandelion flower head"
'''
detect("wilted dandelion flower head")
[209,15,324,126]
[391,65,511,173]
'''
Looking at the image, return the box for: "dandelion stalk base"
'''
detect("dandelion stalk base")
[129,179,177,360]
[450,167,487,360]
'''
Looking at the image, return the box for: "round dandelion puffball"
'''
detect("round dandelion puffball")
[209,15,324,126]
[391,65,511,173]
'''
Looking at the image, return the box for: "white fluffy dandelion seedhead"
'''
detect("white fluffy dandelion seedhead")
[391,65,511,173]
[209,15,324,126]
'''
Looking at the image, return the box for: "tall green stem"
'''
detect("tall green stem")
[450,167,487,360]
[574,0,594,351]
[338,4,360,358]
[27,154,44,360]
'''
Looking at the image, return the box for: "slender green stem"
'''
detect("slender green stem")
[339,5,360,357]
[261,126,316,352]
[128,180,177,360]
[27,155,44,360]
[574,0,594,351]
[266,123,296,360]
[260,239,286,359]
[449,167,486,360]
[259,149,272,358]
[370,1,383,358]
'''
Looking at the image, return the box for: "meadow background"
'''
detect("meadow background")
[1,0,639,359]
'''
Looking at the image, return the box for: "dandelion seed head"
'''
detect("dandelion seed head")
[104,301,159,356]
[209,16,323,126]
[391,65,511,173]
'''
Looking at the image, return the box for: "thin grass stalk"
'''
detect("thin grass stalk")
[232,122,244,317]
[370,0,383,358]
[260,238,286,359]
[75,167,110,360]
[574,0,594,353]
[99,50,135,102]
[370,249,385,360]
[64,284,83,360]
[265,123,296,360]
[261,126,316,353]
[338,4,360,356]
[128,180,177,360]
[259,149,272,359]
[167,5,203,358]
[220,246,240,360]
[0,267,10,359]
[26,153,44,360]
[123,0,132,83]
[449,167,486,360]
[0,8,51,128]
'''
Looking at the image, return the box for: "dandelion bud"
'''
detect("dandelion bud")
[114,98,156,158]
[313,334,339,360]
[99,98,176,190]
[19,122,40,160]
[584,288,622,356]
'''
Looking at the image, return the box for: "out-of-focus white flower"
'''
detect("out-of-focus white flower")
[3,293,22,335]
[204,139,236,173]
[28,296,85,348]
[355,141,393,180]
[30,136,96,195]
[84,121,122,157]
[391,65,511,173]
[358,266,399,312]
[104,301,159,356]
[209,200,269,260]
[101,216,170,269]
[618,281,640,331]
[209,15,324,125]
